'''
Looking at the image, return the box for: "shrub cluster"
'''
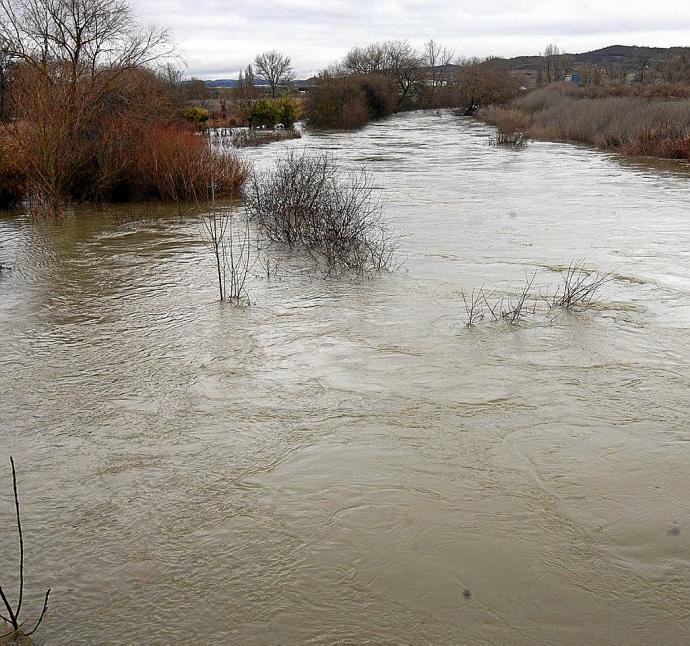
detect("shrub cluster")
[1,66,248,211]
[244,151,396,275]
[249,97,301,129]
[99,121,249,203]
[304,72,397,130]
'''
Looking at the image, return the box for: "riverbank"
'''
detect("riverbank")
[477,82,690,160]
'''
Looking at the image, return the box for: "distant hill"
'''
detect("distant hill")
[204,78,314,89]
[504,45,684,71]
[204,79,264,88]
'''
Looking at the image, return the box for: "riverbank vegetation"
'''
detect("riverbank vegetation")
[301,40,690,163]
[3,2,690,216]
[0,0,247,213]
[479,83,690,159]
[305,41,518,129]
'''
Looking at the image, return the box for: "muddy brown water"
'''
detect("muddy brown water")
[1,111,689,644]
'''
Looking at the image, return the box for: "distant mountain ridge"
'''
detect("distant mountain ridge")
[204,78,311,88]
[202,45,687,86]
[503,45,684,70]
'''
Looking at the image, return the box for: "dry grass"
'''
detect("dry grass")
[477,83,690,160]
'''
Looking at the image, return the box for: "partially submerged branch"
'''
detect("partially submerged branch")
[550,260,610,308]
[0,458,50,641]
[461,262,611,328]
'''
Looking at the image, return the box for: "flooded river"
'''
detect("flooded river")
[1,111,689,644]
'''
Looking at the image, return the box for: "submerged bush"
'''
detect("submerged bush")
[93,121,249,203]
[244,151,397,275]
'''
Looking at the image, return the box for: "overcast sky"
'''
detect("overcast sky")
[131,0,690,79]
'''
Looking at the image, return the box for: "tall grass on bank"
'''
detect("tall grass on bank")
[478,83,690,160]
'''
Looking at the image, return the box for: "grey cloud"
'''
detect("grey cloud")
[131,0,690,78]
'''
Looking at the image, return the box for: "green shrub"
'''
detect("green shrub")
[250,99,281,128]
[249,97,300,128]
[277,97,301,126]
[181,105,210,125]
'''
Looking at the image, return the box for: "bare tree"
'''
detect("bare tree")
[662,48,690,83]
[0,0,173,87]
[540,43,566,84]
[423,39,454,104]
[383,40,423,107]
[254,50,294,98]
[342,40,423,107]
[343,43,387,75]
[452,57,519,113]
[0,37,12,119]
[0,0,174,212]
[233,63,259,123]
[603,61,625,84]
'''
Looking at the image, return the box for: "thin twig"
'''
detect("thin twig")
[11,457,24,620]
[24,589,50,636]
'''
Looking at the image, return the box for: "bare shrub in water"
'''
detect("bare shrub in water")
[202,206,253,305]
[244,151,397,276]
[461,287,486,326]
[0,458,50,641]
[479,272,537,323]
[491,130,528,147]
[500,272,537,322]
[550,260,610,309]
[461,263,610,328]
